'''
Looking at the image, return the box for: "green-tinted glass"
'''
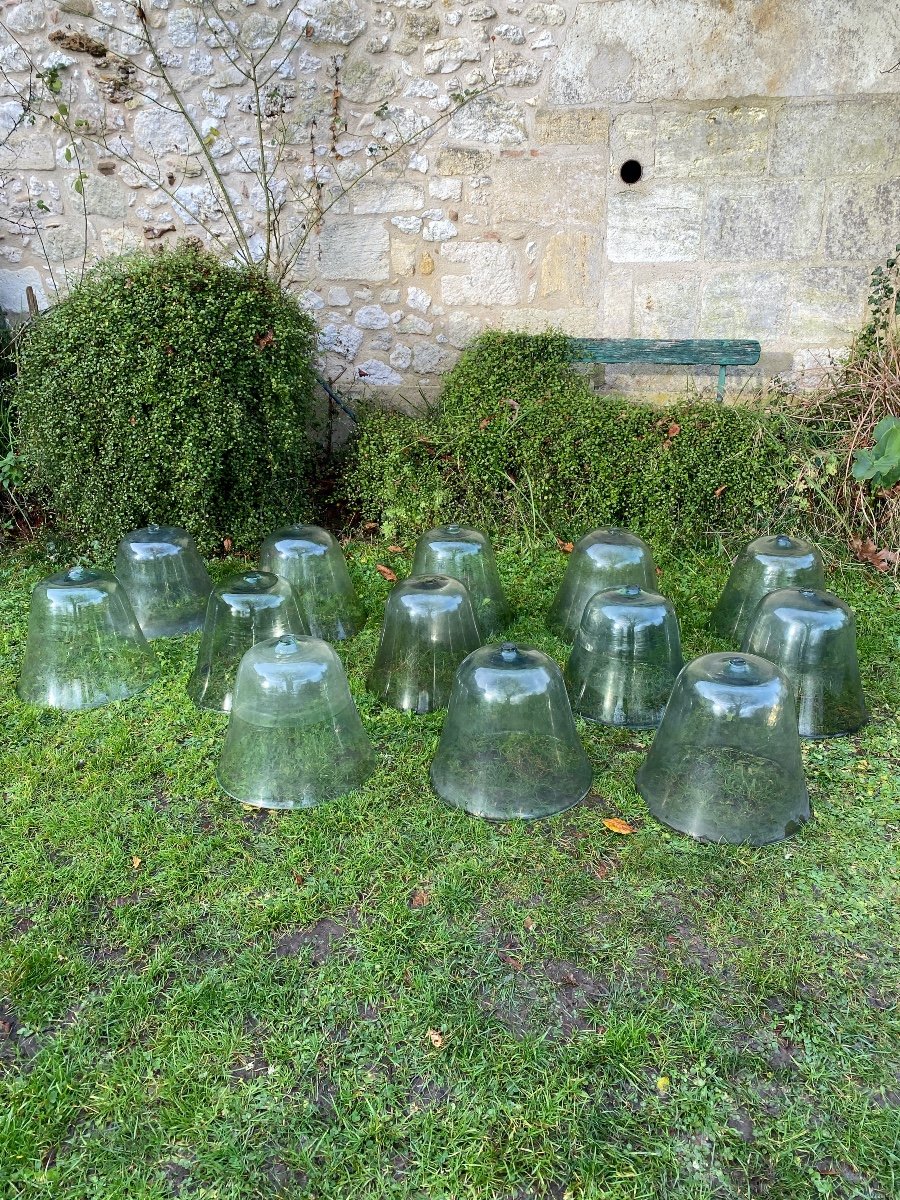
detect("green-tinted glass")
[411,524,510,638]
[547,528,657,642]
[368,574,482,714]
[260,524,365,642]
[431,642,592,821]
[565,585,683,728]
[636,652,810,845]
[17,566,156,710]
[743,587,867,739]
[710,534,824,643]
[216,634,376,809]
[187,571,306,713]
[115,524,212,639]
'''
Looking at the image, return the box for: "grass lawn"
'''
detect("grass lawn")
[1,536,898,1199]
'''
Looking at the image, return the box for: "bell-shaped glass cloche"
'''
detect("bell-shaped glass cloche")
[430,642,592,820]
[260,524,365,642]
[710,534,824,643]
[17,566,157,710]
[565,585,683,728]
[114,524,213,639]
[216,634,376,809]
[742,587,867,739]
[368,574,482,714]
[635,652,809,845]
[411,524,510,638]
[547,528,657,642]
[187,571,305,712]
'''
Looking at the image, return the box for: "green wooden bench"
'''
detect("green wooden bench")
[568,338,762,402]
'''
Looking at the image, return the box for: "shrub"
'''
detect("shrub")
[344,330,791,545]
[14,242,318,555]
[785,246,900,564]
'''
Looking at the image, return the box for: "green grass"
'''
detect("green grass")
[1,536,898,1200]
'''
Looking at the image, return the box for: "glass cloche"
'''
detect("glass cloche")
[565,585,683,728]
[115,524,212,638]
[547,528,657,642]
[635,652,810,845]
[430,642,592,820]
[368,574,482,714]
[260,524,365,642]
[411,524,510,638]
[187,571,306,712]
[216,634,376,809]
[710,534,824,643]
[18,566,156,710]
[742,587,867,738]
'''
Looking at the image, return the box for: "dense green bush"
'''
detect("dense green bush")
[15,242,318,555]
[345,330,792,544]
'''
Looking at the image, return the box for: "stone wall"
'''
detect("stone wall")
[1,0,898,400]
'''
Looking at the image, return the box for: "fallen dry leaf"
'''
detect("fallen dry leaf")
[254,329,275,349]
[409,887,430,909]
[479,417,492,430]
[523,916,535,932]
[850,535,899,573]
[223,537,232,553]
[363,520,380,531]
[498,951,524,971]
[291,871,305,887]
[602,817,636,835]
[376,564,398,582]
[667,423,681,438]
[387,544,405,554]
[131,855,142,870]
[427,1028,445,1049]
[713,484,728,498]
[557,539,574,554]
[590,859,614,880]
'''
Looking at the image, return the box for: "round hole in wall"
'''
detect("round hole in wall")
[620,159,643,185]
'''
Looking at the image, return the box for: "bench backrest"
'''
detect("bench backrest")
[568,338,761,367]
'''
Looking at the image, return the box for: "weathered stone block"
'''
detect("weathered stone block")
[492,51,542,87]
[788,266,869,340]
[500,308,599,337]
[490,159,604,228]
[353,180,425,214]
[318,219,390,281]
[133,110,195,156]
[0,135,55,171]
[448,96,526,147]
[548,0,900,105]
[356,359,403,386]
[698,269,792,339]
[655,107,769,177]
[0,266,46,314]
[340,56,399,104]
[73,173,128,219]
[601,267,633,337]
[704,182,824,261]
[423,38,484,74]
[525,4,566,26]
[437,147,493,175]
[607,184,703,263]
[632,273,699,338]
[167,10,199,48]
[771,98,900,177]
[294,0,366,46]
[441,241,521,305]
[825,179,900,260]
[534,107,608,146]
[538,231,596,304]
[412,343,455,373]
[609,112,655,168]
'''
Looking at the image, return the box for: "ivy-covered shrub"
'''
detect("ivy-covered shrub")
[15,242,318,554]
[344,330,791,544]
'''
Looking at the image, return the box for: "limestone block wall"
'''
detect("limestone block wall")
[0,0,898,400]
